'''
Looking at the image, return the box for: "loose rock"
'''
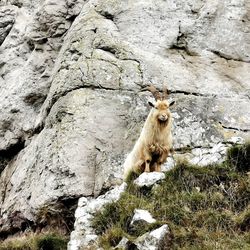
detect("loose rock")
[134,172,166,188]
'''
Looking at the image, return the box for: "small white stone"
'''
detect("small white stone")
[150,224,169,239]
[130,209,156,225]
[78,197,88,207]
[135,224,170,250]
[134,172,165,187]
[115,237,130,249]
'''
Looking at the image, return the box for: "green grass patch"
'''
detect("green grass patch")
[227,142,250,173]
[0,231,68,250]
[92,143,250,249]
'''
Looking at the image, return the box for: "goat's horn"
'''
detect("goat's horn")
[162,84,169,100]
[142,85,161,100]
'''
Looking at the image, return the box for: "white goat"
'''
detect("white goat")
[123,85,175,181]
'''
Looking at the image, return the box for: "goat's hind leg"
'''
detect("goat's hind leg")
[142,147,152,173]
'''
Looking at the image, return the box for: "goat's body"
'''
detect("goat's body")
[123,108,173,180]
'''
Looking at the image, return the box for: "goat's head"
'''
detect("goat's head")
[145,85,175,125]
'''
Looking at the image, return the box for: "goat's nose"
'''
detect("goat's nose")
[159,114,168,121]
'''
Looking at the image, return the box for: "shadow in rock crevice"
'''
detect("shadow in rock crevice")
[0,138,25,175]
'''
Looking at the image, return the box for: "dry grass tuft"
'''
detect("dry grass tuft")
[0,231,68,250]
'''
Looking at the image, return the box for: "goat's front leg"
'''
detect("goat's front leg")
[155,163,161,172]
[151,162,158,172]
[144,159,151,172]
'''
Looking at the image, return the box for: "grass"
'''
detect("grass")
[36,198,78,233]
[92,143,250,249]
[0,198,77,250]
[0,231,68,250]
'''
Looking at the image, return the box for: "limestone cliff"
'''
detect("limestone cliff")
[0,0,249,239]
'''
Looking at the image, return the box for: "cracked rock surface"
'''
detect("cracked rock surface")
[0,0,250,238]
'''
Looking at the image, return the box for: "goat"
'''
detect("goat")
[123,85,175,181]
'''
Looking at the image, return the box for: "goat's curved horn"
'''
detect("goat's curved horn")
[162,84,169,100]
[142,85,161,100]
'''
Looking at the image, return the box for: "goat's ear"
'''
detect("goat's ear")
[169,101,175,107]
[148,101,155,108]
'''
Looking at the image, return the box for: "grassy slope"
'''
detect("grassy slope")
[92,143,250,249]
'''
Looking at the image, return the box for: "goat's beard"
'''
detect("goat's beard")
[158,118,169,127]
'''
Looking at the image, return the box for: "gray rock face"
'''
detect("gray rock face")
[115,0,250,62]
[0,0,249,239]
[0,5,17,45]
[0,0,85,152]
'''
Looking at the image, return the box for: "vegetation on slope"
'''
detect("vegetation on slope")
[0,231,68,250]
[0,197,76,250]
[92,143,250,249]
